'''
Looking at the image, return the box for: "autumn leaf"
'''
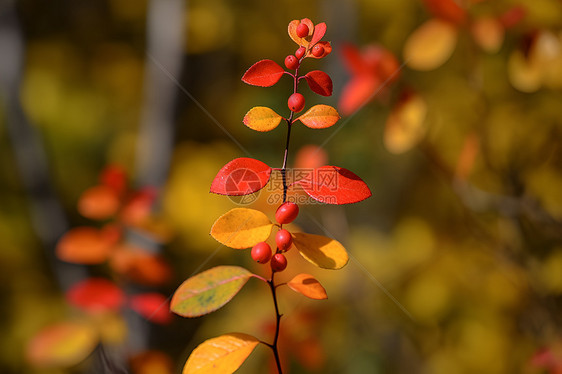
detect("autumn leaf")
[309,22,327,48]
[210,208,273,249]
[304,70,333,96]
[296,166,372,204]
[77,185,120,220]
[384,90,428,154]
[129,293,172,324]
[210,158,272,196]
[26,321,98,368]
[403,19,458,71]
[422,0,467,25]
[183,333,259,374]
[243,106,283,132]
[292,232,349,269]
[296,105,340,129]
[471,17,505,53]
[241,60,285,87]
[287,273,328,300]
[56,226,115,264]
[288,18,314,47]
[66,278,125,313]
[171,266,255,317]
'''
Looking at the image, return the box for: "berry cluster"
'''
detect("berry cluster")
[251,202,299,272]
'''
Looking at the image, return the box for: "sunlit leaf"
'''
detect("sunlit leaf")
[26,321,98,368]
[130,293,172,324]
[304,70,333,96]
[241,59,285,87]
[338,76,379,116]
[296,105,340,129]
[56,226,115,264]
[384,90,428,154]
[309,22,327,47]
[296,166,372,204]
[77,185,120,220]
[507,49,542,93]
[422,0,467,25]
[183,333,259,374]
[66,278,125,313]
[171,266,254,317]
[243,106,283,132]
[210,158,272,196]
[287,273,328,300]
[292,232,349,270]
[210,208,273,249]
[403,19,458,71]
[288,18,314,47]
[471,17,505,53]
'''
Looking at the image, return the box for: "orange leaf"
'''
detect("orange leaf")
[384,90,428,154]
[110,246,172,286]
[243,106,283,132]
[210,208,273,249]
[292,232,348,270]
[183,333,259,374]
[288,18,314,47]
[471,17,505,53]
[56,226,115,264]
[287,273,328,300]
[296,105,340,129]
[130,351,174,374]
[26,321,98,368]
[77,185,120,220]
[403,19,457,71]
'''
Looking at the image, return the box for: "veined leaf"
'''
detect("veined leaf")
[210,208,273,249]
[241,60,285,87]
[210,158,272,196]
[296,105,340,129]
[183,333,259,374]
[171,266,254,317]
[243,106,283,132]
[296,166,372,204]
[292,232,348,270]
[403,19,458,71]
[287,273,328,299]
[305,71,333,97]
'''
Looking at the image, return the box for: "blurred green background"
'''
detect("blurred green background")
[1,0,562,373]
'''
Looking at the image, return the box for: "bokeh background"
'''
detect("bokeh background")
[2,0,562,373]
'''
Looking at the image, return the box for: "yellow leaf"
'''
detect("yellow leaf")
[292,232,348,270]
[183,333,259,374]
[287,273,328,300]
[210,208,273,249]
[471,17,504,53]
[296,105,340,129]
[243,106,283,132]
[26,320,98,368]
[507,49,542,93]
[384,92,427,154]
[403,19,457,71]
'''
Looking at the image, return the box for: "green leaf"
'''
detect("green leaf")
[171,266,254,317]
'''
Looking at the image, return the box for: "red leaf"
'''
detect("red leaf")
[129,293,172,324]
[422,0,467,25]
[341,44,370,76]
[338,75,379,116]
[499,6,526,29]
[66,278,125,313]
[310,22,327,47]
[210,158,272,196]
[242,60,285,87]
[296,166,372,204]
[305,71,333,97]
[119,187,157,226]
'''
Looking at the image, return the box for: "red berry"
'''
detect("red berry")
[312,44,325,58]
[251,242,272,264]
[296,23,309,38]
[276,229,293,252]
[276,202,299,224]
[295,47,306,60]
[271,253,288,272]
[288,93,305,113]
[284,55,298,70]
